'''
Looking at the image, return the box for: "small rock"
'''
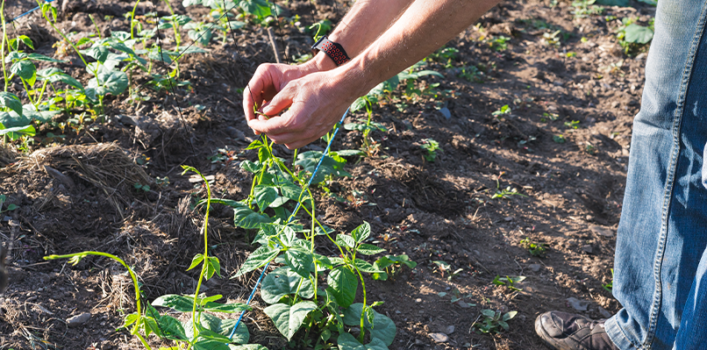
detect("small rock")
[590,225,614,237]
[117,115,140,126]
[567,297,590,312]
[457,300,471,308]
[415,298,422,303]
[529,264,542,272]
[66,313,91,327]
[444,325,455,335]
[586,215,594,221]
[429,333,449,343]
[598,306,612,318]
[582,244,593,254]
[504,216,513,222]
[226,126,246,141]
[611,101,620,108]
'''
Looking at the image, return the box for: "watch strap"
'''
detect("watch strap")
[312,36,351,66]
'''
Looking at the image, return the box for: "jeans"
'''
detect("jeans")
[604,0,707,349]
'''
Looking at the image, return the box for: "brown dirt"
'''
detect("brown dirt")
[0,0,655,348]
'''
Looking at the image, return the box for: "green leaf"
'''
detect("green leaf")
[351,222,371,243]
[263,301,317,340]
[254,185,278,212]
[503,310,518,321]
[357,244,386,256]
[261,266,314,304]
[232,245,279,278]
[624,24,654,44]
[101,71,129,95]
[154,315,189,341]
[0,124,35,137]
[233,202,273,229]
[0,92,22,116]
[337,332,389,350]
[184,313,249,344]
[283,248,314,277]
[25,53,63,62]
[240,160,262,173]
[152,294,195,312]
[336,234,356,249]
[18,35,34,50]
[239,0,271,19]
[85,44,110,62]
[342,303,397,346]
[327,266,357,308]
[10,59,36,80]
[228,345,268,350]
[187,254,205,271]
[353,259,383,273]
[206,256,221,279]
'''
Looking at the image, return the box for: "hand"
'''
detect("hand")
[242,53,336,123]
[246,70,360,149]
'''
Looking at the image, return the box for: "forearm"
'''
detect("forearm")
[311,0,415,71]
[336,0,501,96]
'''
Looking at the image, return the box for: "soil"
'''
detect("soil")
[0,0,656,348]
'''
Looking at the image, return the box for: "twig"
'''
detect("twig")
[267,27,281,64]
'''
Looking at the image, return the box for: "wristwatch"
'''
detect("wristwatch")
[311,36,351,66]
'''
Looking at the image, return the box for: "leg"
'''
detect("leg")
[605,1,707,349]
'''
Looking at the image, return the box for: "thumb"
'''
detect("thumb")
[262,86,295,117]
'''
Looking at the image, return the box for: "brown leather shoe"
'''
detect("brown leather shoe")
[535,311,619,350]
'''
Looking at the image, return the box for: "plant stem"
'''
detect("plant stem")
[355,267,368,343]
[0,0,8,92]
[130,0,143,39]
[187,167,213,338]
[44,252,151,350]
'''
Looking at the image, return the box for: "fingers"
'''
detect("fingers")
[248,99,308,136]
[261,86,295,117]
[242,64,278,122]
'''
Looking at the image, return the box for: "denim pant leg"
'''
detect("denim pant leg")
[603,1,707,350]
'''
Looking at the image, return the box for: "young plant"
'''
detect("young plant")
[420,138,441,162]
[616,17,654,55]
[474,309,517,334]
[492,275,526,292]
[491,172,527,200]
[492,105,511,119]
[347,84,387,157]
[519,237,548,258]
[432,260,463,280]
[571,0,603,19]
[603,268,614,293]
[0,194,17,213]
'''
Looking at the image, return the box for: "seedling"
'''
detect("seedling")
[0,194,17,213]
[616,17,654,55]
[492,105,511,119]
[474,309,517,334]
[520,237,548,257]
[542,30,562,47]
[553,135,566,144]
[492,172,527,200]
[492,275,526,292]
[133,183,150,192]
[420,138,441,162]
[540,112,559,122]
[459,65,484,83]
[564,120,580,129]
[432,260,464,280]
[571,0,603,19]
[489,36,510,51]
[603,268,614,292]
[585,142,597,155]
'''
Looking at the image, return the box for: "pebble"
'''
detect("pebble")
[67,313,92,328]
[529,264,542,272]
[590,225,615,237]
[598,306,613,318]
[429,333,449,343]
[457,301,471,308]
[582,244,594,254]
[415,298,422,303]
[567,297,590,312]
[445,325,455,335]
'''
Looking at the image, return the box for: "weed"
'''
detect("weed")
[489,36,510,51]
[616,17,654,55]
[458,65,484,83]
[603,268,614,292]
[542,30,562,47]
[585,142,597,155]
[133,182,150,192]
[540,112,559,122]
[571,0,603,19]
[432,261,464,280]
[491,172,527,200]
[553,135,566,143]
[520,237,548,257]
[564,120,580,129]
[420,138,441,162]
[474,309,518,334]
[492,105,511,119]
[0,194,17,213]
[492,275,526,292]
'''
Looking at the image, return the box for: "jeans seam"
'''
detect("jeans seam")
[644,1,707,348]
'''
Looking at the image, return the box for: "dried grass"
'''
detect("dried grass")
[14,143,152,218]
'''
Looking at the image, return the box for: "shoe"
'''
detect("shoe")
[535,311,619,350]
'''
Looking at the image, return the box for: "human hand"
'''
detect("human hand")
[246,70,360,149]
[242,53,336,122]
